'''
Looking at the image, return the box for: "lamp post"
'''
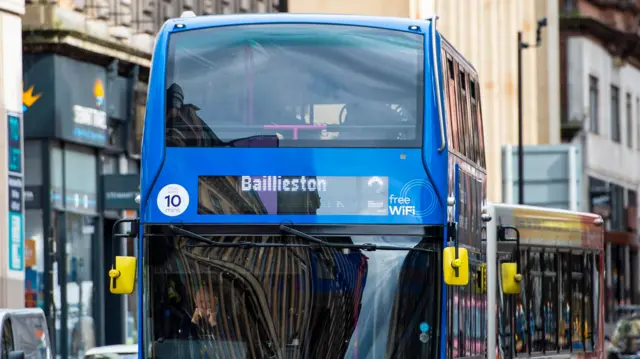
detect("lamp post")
[517,17,547,204]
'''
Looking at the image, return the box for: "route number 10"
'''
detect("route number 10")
[164,194,181,208]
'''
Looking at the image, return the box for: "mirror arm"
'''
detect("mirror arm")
[514,227,521,273]
[448,222,460,277]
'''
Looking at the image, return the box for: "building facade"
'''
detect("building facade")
[21,0,285,357]
[560,0,640,321]
[432,0,562,202]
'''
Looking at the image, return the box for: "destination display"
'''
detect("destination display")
[198,175,390,216]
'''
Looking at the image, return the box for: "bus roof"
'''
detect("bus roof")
[161,13,436,34]
[487,202,604,250]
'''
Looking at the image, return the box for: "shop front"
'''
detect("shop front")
[589,176,640,321]
[22,53,143,358]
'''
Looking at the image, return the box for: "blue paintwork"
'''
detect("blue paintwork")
[140,13,449,226]
[138,13,454,359]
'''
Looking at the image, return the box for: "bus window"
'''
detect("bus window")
[442,53,454,151]
[560,253,571,351]
[456,68,468,158]
[475,81,486,167]
[445,56,458,152]
[542,251,558,352]
[164,24,424,148]
[571,253,585,349]
[463,76,476,163]
[585,253,594,351]
[469,79,480,165]
[526,251,543,353]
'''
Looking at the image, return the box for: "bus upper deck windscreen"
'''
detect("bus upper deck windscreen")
[165,24,424,148]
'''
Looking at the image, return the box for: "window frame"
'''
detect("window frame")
[611,85,621,143]
[469,78,480,165]
[589,75,599,134]
[456,66,469,157]
[626,92,632,148]
[443,53,457,152]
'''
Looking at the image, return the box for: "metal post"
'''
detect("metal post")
[517,31,524,205]
[516,18,546,205]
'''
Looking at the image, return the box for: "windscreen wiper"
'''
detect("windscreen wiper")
[169,225,311,249]
[279,225,436,253]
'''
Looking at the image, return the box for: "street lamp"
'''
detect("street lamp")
[517,17,547,204]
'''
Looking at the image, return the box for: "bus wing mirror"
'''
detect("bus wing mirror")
[501,262,522,294]
[443,246,469,286]
[498,225,522,295]
[473,263,487,294]
[109,256,137,295]
[109,218,139,295]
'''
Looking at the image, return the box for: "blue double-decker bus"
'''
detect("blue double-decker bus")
[108,12,488,359]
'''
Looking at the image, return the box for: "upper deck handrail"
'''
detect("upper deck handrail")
[430,15,446,152]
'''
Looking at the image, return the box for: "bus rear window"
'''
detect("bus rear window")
[165,24,424,148]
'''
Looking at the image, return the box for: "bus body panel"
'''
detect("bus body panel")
[140,15,449,227]
[143,148,445,225]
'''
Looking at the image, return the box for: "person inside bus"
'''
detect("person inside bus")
[165,83,221,147]
[339,100,409,141]
[192,284,218,330]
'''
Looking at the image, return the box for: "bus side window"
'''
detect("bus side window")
[463,74,476,163]
[469,78,480,165]
[444,55,458,152]
[457,67,470,159]
[475,81,486,167]
[454,63,467,156]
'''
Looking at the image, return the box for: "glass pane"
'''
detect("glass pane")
[64,145,97,214]
[102,155,118,175]
[542,252,558,352]
[571,254,584,350]
[51,145,64,210]
[144,233,439,358]
[528,252,544,352]
[165,24,424,148]
[585,254,594,351]
[560,253,571,350]
[127,158,140,174]
[66,213,96,358]
[25,140,43,186]
[25,209,44,309]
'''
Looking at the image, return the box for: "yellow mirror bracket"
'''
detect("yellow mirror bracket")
[514,273,522,282]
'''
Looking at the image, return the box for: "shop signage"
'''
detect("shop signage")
[6,112,24,273]
[104,174,140,210]
[24,185,42,209]
[23,54,111,148]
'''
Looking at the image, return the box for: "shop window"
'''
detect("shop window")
[66,213,97,357]
[25,209,44,309]
[25,141,43,186]
[51,144,64,210]
[107,118,125,149]
[63,145,97,214]
[102,155,119,175]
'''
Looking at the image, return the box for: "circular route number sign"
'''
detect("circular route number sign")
[156,184,190,217]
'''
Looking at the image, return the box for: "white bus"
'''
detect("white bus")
[484,203,605,359]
